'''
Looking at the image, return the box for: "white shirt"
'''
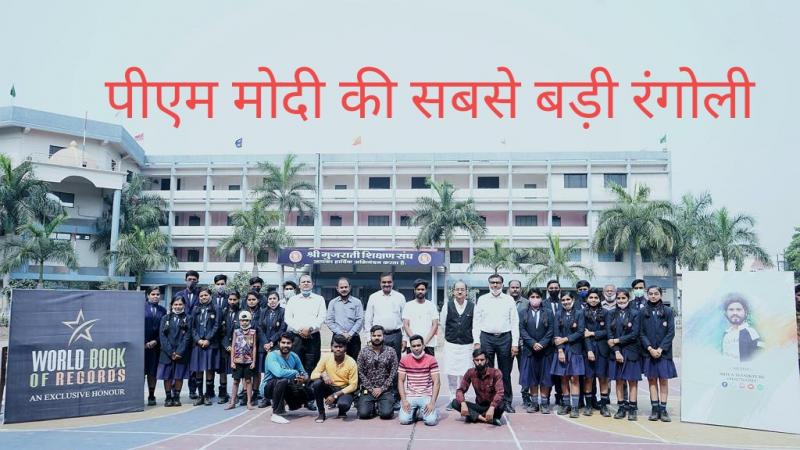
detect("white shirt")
[722,323,761,361]
[365,289,406,331]
[284,293,326,333]
[473,291,520,345]
[402,299,439,346]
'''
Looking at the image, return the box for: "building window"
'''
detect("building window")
[479,216,487,225]
[368,215,390,226]
[330,215,342,226]
[568,249,582,262]
[110,160,117,171]
[174,215,181,226]
[75,234,92,240]
[411,177,428,189]
[450,250,464,264]
[477,176,500,189]
[400,215,411,226]
[176,179,182,191]
[257,250,269,262]
[598,252,624,262]
[226,215,235,226]
[49,145,65,158]
[53,233,71,240]
[187,249,200,262]
[514,215,538,226]
[523,183,537,189]
[552,215,562,227]
[53,192,75,208]
[604,173,627,188]
[296,215,314,226]
[564,174,587,188]
[641,249,654,263]
[126,170,133,182]
[225,252,239,263]
[368,177,390,189]
[160,178,171,191]
[228,185,240,191]
[188,215,201,226]
[334,184,348,190]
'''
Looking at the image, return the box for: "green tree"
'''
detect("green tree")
[91,173,167,255]
[708,207,772,271]
[785,227,800,282]
[411,179,486,301]
[106,226,177,290]
[593,183,677,278]
[217,204,294,277]
[0,214,79,288]
[255,154,315,226]
[673,192,716,271]
[523,233,594,288]
[468,238,519,274]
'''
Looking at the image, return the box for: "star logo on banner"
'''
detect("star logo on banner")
[62,309,100,346]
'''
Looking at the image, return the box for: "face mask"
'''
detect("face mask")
[490,288,502,296]
[632,289,645,298]
[412,350,425,359]
[216,285,226,294]
[604,294,616,302]
[301,289,312,297]
[186,280,197,290]
[240,321,251,331]
[528,298,541,308]
[548,291,560,300]
[252,286,261,293]
[284,289,295,297]
[577,291,588,299]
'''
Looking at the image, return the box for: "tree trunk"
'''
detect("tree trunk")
[252,257,259,277]
[634,248,644,280]
[38,261,44,289]
[443,243,450,303]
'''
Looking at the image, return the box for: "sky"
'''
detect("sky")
[2,0,798,259]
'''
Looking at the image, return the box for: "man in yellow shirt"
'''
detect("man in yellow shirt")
[310,334,359,422]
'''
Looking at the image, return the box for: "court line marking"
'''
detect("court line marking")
[126,408,250,450]
[633,420,669,442]
[198,409,268,450]
[504,416,524,450]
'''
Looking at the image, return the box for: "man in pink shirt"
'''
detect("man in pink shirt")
[397,334,440,426]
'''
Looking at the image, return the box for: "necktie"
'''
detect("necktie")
[534,310,540,328]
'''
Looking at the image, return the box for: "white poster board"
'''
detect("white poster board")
[681,271,800,434]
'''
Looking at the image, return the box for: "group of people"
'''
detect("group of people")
[144,269,677,425]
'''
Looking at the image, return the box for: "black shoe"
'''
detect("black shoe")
[306,400,318,411]
[218,386,228,399]
[600,404,611,417]
[660,408,671,422]
[189,391,198,400]
[628,408,638,421]
[521,391,532,408]
[582,405,593,416]
[525,404,537,413]
[491,418,503,426]
[337,411,347,419]
[173,397,182,407]
[315,413,326,423]
[569,408,580,418]
[557,404,569,415]
[164,396,174,407]
[614,405,627,419]
[258,398,269,409]
[206,388,216,399]
[218,396,230,404]
[648,407,660,421]
[147,396,157,406]
[592,398,601,410]
[239,397,247,407]
[193,396,205,406]
[541,404,551,414]
[505,402,516,413]
[204,396,212,406]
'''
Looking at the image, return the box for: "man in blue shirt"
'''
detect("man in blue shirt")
[325,277,364,359]
[262,332,311,424]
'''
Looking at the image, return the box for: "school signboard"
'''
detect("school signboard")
[4,290,144,424]
[681,271,800,434]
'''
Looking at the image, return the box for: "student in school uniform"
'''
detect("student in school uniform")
[174,270,201,399]
[582,288,611,417]
[543,280,562,405]
[243,290,264,405]
[212,274,229,312]
[216,290,241,404]
[226,310,258,410]
[144,287,167,406]
[157,295,192,407]
[550,292,585,418]
[606,288,642,421]
[189,287,221,406]
[518,289,555,414]
[640,285,677,422]
[257,290,287,408]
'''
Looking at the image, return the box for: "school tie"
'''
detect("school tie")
[533,310,540,328]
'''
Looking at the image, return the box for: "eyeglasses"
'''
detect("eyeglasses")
[489,281,502,285]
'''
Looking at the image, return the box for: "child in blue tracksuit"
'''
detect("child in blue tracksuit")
[640,285,677,422]
[157,295,192,407]
[607,288,642,421]
[550,292,585,418]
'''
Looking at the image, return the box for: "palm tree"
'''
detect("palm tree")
[708,207,771,271]
[91,173,167,255]
[673,192,715,271]
[523,233,593,288]
[593,183,677,279]
[255,154,315,226]
[0,214,79,288]
[217,204,294,277]
[468,238,519,274]
[411,179,486,301]
[785,227,800,282]
[106,226,177,289]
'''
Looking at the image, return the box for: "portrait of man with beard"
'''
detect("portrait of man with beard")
[721,294,764,362]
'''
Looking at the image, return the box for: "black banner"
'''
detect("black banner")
[4,290,144,423]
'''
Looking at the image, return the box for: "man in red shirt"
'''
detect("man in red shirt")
[451,348,505,425]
